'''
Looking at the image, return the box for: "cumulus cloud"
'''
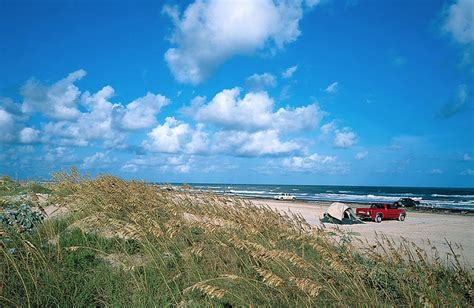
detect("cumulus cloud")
[0,105,40,144]
[320,120,337,135]
[439,84,469,118]
[429,168,443,175]
[185,123,210,154]
[463,153,472,161]
[163,0,320,84]
[21,69,85,120]
[0,109,16,142]
[120,93,170,130]
[143,118,301,157]
[143,117,191,153]
[19,70,172,147]
[19,128,40,144]
[245,73,276,91]
[190,87,324,132]
[282,65,298,78]
[355,151,368,160]
[443,0,474,45]
[325,81,339,93]
[121,155,192,174]
[333,129,357,148]
[212,129,301,156]
[44,85,124,147]
[282,153,337,171]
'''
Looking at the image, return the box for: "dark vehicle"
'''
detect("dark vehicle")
[356,203,406,223]
[395,198,420,207]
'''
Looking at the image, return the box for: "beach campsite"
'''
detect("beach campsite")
[1,0,473,306]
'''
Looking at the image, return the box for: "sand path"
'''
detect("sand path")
[251,198,474,267]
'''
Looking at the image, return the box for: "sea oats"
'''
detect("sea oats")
[254,267,285,287]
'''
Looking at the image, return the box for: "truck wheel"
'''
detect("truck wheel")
[375,214,382,223]
[398,214,406,221]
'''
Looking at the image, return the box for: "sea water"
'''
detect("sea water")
[176,183,474,211]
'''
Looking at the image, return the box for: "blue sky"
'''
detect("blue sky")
[0,0,473,187]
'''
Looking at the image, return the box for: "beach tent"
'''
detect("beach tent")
[320,202,362,224]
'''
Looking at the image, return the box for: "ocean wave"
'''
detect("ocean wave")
[229,190,271,195]
[431,194,474,198]
[311,193,399,202]
[418,200,474,210]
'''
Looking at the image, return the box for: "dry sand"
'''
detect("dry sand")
[250,198,474,267]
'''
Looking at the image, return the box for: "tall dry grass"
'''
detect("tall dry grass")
[1,169,472,306]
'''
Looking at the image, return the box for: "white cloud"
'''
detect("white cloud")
[334,129,357,148]
[0,107,39,144]
[429,168,443,175]
[19,127,40,144]
[461,169,474,176]
[282,65,298,78]
[282,153,337,171]
[245,73,276,91]
[0,109,16,142]
[439,84,469,117]
[163,0,319,84]
[21,69,85,120]
[355,151,368,160]
[191,87,324,132]
[143,117,191,153]
[42,146,78,164]
[463,153,472,161]
[443,0,474,45]
[212,129,301,156]
[44,85,125,147]
[121,155,192,174]
[28,71,170,147]
[325,81,339,93]
[320,120,337,135]
[185,123,210,154]
[121,92,170,130]
[82,151,116,169]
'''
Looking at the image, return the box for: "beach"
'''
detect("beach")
[250,198,474,266]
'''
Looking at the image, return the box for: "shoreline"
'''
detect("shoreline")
[248,197,474,266]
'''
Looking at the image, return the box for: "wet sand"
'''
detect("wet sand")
[250,198,474,267]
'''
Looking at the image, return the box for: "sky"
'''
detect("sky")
[0,0,473,187]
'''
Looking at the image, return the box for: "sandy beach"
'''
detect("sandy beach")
[250,198,474,267]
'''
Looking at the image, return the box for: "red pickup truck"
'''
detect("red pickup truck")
[356,203,406,223]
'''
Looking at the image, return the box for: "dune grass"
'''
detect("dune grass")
[1,170,473,306]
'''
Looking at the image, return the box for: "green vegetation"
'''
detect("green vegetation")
[1,171,473,306]
[0,175,51,199]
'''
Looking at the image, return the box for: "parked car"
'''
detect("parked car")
[273,193,296,201]
[356,203,406,223]
[395,198,420,207]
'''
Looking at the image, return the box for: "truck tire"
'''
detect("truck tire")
[375,214,382,223]
[398,214,406,221]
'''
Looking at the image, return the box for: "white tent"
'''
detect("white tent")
[323,202,361,223]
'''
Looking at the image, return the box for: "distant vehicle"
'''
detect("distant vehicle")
[395,198,420,207]
[273,193,296,201]
[356,203,406,223]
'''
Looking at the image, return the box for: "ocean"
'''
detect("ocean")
[177,183,474,211]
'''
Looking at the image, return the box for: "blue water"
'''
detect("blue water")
[175,183,474,211]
